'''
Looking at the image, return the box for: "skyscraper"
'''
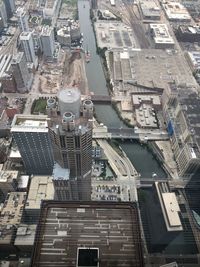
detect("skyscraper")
[3,0,15,18]
[11,114,54,175]
[40,26,55,59]
[0,0,7,28]
[11,52,31,92]
[47,88,93,201]
[20,31,37,67]
[16,7,29,32]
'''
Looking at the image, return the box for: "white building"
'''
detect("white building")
[40,26,55,59]
[162,2,191,22]
[20,31,38,67]
[149,24,175,49]
[16,7,29,32]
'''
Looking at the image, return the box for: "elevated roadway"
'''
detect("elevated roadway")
[93,126,169,141]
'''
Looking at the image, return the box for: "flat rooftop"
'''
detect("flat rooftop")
[140,1,161,19]
[0,192,27,225]
[150,24,174,45]
[31,201,144,267]
[155,182,183,232]
[25,176,54,210]
[20,31,32,40]
[11,114,49,133]
[162,2,191,21]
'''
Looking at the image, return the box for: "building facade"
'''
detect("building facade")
[40,26,55,59]
[11,114,54,175]
[20,31,37,67]
[11,52,31,92]
[16,7,29,32]
[47,89,93,201]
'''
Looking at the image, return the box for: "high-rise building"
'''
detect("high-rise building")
[3,0,15,18]
[16,7,29,32]
[11,52,31,92]
[40,25,55,59]
[11,114,54,175]
[20,31,37,67]
[0,0,7,28]
[31,201,144,267]
[47,88,93,201]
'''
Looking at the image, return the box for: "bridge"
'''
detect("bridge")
[93,127,169,141]
[90,95,112,104]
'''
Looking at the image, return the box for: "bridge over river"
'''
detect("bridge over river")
[93,126,169,141]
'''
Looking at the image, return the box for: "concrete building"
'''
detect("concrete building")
[40,26,55,59]
[43,0,60,19]
[3,0,15,18]
[163,86,200,178]
[186,51,200,73]
[154,182,183,232]
[176,25,200,42]
[0,54,15,93]
[0,225,16,253]
[47,89,93,201]
[14,224,36,252]
[57,26,71,46]
[11,52,32,93]
[16,7,29,32]
[20,31,37,67]
[132,94,161,128]
[31,201,144,267]
[0,170,18,197]
[149,24,175,49]
[24,175,54,223]
[162,2,191,22]
[11,114,54,175]
[0,192,27,225]
[139,1,161,20]
[0,0,7,28]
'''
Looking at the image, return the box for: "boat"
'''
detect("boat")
[85,46,91,63]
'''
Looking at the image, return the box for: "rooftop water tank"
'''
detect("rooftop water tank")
[47,98,56,109]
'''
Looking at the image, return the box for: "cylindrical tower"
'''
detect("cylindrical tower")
[82,99,93,119]
[62,112,75,131]
[47,98,56,108]
[58,88,81,118]
[46,98,57,117]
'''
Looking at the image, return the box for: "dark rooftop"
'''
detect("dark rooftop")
[31,201,144,267]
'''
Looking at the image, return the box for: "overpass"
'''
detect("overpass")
[93,127,169,141]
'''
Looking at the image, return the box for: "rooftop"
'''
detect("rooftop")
[155,182,183,231]
[0,192,27,225]
[31,201,144,267]
[41,25,53,36]
[162,2,191,21]
[0,170,18,183]
[11,114,49,133]
[140,1,161,19]
[150,24,174,45]
[25,176,54,210]
[20,31,32,40]
[14,224,36,247]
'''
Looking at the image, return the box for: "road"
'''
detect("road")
[97,139,139,201]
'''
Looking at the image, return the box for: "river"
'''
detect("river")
[78,0,166,178]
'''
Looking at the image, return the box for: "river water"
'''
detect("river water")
[78,0,166,178]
